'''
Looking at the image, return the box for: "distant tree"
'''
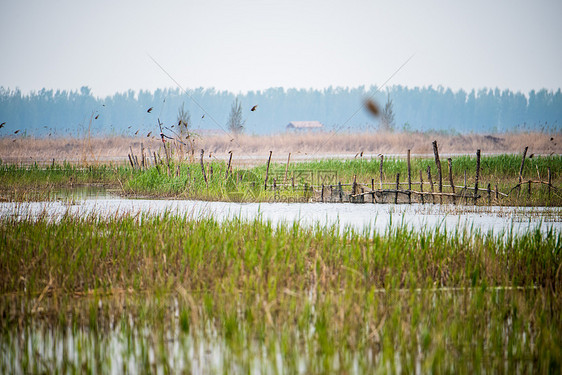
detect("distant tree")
[177,102,191,138]
[227,98,245,134]
[380,94,396,131]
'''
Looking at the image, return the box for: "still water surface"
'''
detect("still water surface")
[2,193,560,236]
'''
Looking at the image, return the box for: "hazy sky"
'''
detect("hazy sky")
[1,0,561,98]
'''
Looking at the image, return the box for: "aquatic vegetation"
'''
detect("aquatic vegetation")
[1,214,561,373]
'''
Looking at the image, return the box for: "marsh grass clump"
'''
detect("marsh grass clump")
[1,214,561,372]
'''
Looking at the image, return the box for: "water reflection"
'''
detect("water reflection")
[1,198,560,236]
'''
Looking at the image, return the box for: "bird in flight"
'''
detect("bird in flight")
[147,131,152,137]
[0,122,5,128]
[95,114,99,119]
[14,130,20,134]
[135,130,139,135]
[147,107,153,113]
[251,105,258,112]
[365,99,380,117]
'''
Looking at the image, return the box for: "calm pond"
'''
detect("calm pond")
[1,194,560,236]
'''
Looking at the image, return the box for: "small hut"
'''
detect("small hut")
[286,121,324,132]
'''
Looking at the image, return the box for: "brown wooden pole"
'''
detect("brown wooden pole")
[487,183,491,205]
[127,154,135,169]
[140,143,145,169]
[419,169,425,204]
[264,150,272,190]
[548,167,552,198]
[338,182,343,202]
[518,146,528,184]
[395,173,400,204]
[407,149,412,204]
[495,184,499,201]
[474,149,481,204]
[432,141,443,203]
[463,170,467,204]
[379,154,384,189]
[321,184,324,202]
[371,178,375,204]
[528,180,532,196]
[225,151,233,180]
[284,153,291,184]
[153,151,158,166]
[447,158,456,204]
[427,165,435,204]
[200,149,207,186]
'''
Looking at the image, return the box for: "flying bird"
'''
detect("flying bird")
[147,107,153,113]
[529,153,534,158]
[0,122,5,128]
[14,130,19,134]
[135,130,139,135]
[201,114,205,119]
[147,131,152,137]
[251,105,258,112]
[95,114,99,120]
[365,99,380,117]
[551,137,554,141]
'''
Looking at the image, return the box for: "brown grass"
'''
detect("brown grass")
[0,131,559,166]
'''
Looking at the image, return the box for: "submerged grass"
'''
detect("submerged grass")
[1,213,561,372]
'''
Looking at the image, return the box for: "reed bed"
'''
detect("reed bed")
[1,131,559,165]
[1,213,561,373]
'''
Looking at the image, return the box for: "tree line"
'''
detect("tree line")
[0,85,560,137]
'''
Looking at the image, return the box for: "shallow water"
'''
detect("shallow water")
[1,197,560,236]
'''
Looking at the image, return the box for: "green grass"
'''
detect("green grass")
[1,153,561,205]
[1,214,561,373]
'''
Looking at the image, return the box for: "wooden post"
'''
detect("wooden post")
[127,154,135,169]
[447,158,456,204]
[495,184,499,201]
[153,151,158,167]
[352,175,357,196]
[407,149,412,204]
[463,170,467,204]
[371,178,376,204]
[548,167,552,198]
[432,141,443,203]
[419,170,425,204]
[395,173,400,204]
[225,151,233,180]
[427,166,435,204]
[292,175,295,191]
[474,149,481,204]
[338,182,343,202]
[284,153,291,184]
[141,143,146,169]
[487,183,491,205]
[518,146,528,184]
[379,155,384,189]
[264,150,272,190]
[321,184,324,202]
[200,149,207,186]
[528,180,532,196]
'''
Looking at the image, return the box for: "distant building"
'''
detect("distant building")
[286,121,324,131]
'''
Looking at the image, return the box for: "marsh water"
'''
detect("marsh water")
[2,187,560,374]
[1,187,560,236]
